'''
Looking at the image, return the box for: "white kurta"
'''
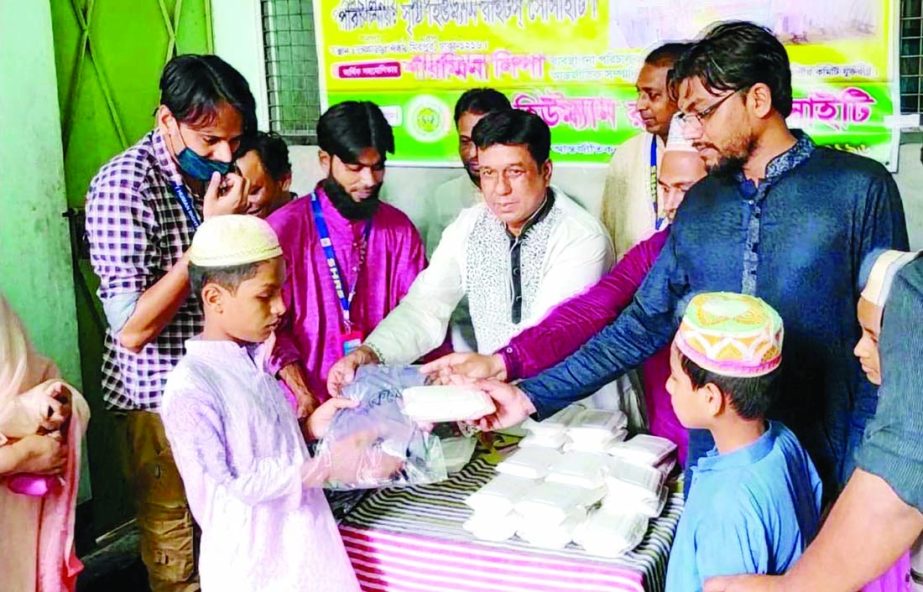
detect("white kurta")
[161,339,359,592]
[599,132,665,261]
[364,188,613,363]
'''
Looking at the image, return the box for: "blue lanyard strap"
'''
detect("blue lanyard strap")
[309,191,371,329]
[650,136,665,231]
[170,181,202,231]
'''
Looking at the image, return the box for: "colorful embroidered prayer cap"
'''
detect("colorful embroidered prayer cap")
[189,214,282,267]
[664,113,697,154]
[859,249,921,307]
[675,292,784,378]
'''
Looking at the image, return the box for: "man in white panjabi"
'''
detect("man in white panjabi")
[327,109,613,395]
[420,88,512,352]
[600,42,691,260]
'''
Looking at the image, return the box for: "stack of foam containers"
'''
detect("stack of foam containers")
[463,404,678,557]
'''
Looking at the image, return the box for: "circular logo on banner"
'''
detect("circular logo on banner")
[406,95,451,143]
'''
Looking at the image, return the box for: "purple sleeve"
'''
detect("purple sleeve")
[500,230,668,379]
[266,210,305,375]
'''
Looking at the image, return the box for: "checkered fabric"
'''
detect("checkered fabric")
[85,129,203,410]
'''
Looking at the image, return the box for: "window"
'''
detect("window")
[901,0,923,115]
[262,0,322,143]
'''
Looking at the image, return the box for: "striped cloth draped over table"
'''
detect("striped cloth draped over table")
[338,451,683,592]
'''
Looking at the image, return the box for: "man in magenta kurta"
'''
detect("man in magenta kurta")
[267,101,430,414]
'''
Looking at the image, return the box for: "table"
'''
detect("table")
[337,448,682,592]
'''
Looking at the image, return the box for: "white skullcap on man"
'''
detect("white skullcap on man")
[860,249,921,306]
[664,113,697,154]
[189,215,283,267]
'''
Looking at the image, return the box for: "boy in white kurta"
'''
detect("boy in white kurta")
[161,215,368,592]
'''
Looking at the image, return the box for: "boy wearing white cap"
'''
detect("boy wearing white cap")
[160,215,381,592]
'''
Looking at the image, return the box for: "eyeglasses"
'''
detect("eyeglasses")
[679,88,746,126]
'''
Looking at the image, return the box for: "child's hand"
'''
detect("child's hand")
[325,432,404,484]
[11,434,67,475]
[304,398,359,440]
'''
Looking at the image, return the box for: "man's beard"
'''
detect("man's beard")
[323,176,381,220]
[706,134,758,178]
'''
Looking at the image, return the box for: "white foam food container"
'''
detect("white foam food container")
[545,451,609,490]
[516,509,583,549]
[607,434,677,466]
[401,385,496,423]
[514,481,606,526]
[519,431,568,450]
[495,447,563,480]
[574,508,649,558]
[521,404,585,438]
[464,510,521,542]
[465,473,538,516]
[567,408,629,442]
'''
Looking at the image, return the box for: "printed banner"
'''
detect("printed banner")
[314,0,898,168]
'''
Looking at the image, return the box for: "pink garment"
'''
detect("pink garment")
[268,185,441,400]
[499,230,688,464]
[0,295,90,592]
[861,551,911,592]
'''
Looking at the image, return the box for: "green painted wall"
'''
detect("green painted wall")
[0,0,81,388]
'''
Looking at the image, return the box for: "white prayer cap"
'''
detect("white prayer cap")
[190,215,283,267]
[859,249,921,307]
[664,113,697,154]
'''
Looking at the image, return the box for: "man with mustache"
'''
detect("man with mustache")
[327,109,612,396]
[472,22,907,498]
[420,88,511,352]
[266,101,431,415]
[600,42,692,259]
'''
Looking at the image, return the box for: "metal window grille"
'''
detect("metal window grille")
[901,0,923,115]
[262,0,321,143]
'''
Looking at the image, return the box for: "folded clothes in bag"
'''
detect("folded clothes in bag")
[495,447,563,479]
[465,473,537,516]
[608,434,677,466]
[575,508,649,558]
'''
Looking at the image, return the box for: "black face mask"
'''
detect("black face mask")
[322,175,381,220]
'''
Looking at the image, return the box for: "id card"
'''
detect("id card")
[341,330,364,356]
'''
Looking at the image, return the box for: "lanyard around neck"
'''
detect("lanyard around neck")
[309,191,372,329]
[650,136,665,231]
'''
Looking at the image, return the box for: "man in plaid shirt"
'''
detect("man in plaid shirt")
[85,54,256,592]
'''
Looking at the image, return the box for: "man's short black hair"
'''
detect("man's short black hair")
[453,88,512,125]
[189,261,264,297]
[317,101,394,165]
[672,21,793,117]
[471,109,551,167]
[159,54,257,136]
[644,42,693,67]
[238,131,291,181]
[678,350,780,420]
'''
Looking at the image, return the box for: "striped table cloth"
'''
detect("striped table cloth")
[338,453,683,592]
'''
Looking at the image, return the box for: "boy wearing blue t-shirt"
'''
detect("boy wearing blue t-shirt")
[664,293,822,591]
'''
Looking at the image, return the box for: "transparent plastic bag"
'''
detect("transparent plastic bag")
[316,365,447,490]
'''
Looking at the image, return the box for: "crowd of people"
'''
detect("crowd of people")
[0,18,919,592]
